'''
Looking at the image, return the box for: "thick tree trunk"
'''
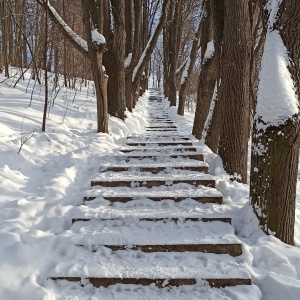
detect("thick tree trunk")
[105,0,126,119]
[192,54,217,139]
[81,0,108,133]
[250,119,300,244]
[217,0,251,183]
[125,0,133,57]
[250,0,300,244]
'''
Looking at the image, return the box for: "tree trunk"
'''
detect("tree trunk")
[250,0,300,244]
[105,0,126,119]
[178,17,202,116]
[167,0,183,107]
[42,5,48,132]
[217,0,251,182]
[125,0,142,111]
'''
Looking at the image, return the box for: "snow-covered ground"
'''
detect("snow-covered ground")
[0,71,300,299]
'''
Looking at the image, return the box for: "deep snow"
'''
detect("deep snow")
[0,70,300,299]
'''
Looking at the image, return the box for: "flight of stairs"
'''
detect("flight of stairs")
[46,89,258,299]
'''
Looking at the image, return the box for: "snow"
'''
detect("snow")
[203,40,215,62]
[256,30,298,128]
[91,29,105,45]
[1,69,300,299]
[125,53,132,68]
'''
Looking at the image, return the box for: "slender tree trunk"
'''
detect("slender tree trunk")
[178,18,202,116]
[42,6,48,132]
[168,0,183,107]
[125,0,141,111]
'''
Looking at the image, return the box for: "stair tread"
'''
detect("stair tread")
[92,173,214,182]
[85,186,222,198]
[70,219,239,247]
[50,251,250,279]
[46,281,258,300]
[99,160,208,170]
[72,205,228,220]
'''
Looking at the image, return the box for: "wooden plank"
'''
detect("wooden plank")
[120,147,197,153]
[91,179,216,188]
[84,196,223,204]
[72,217,231,224]
[100,244,242,256]
[122,154,203,160]
[126,142,193,146]
[100,165,209,174]
[50,277,251,288]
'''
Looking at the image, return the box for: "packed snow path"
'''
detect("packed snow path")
[46,89,260,299]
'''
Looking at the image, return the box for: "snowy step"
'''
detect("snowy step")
[146,126,177,129]
[49,277,252,289]
[126,141,193,146]
[84,186,223,204]
[45,282,260,300]
[73,203,227,220]
[120,146,197,153]
[91,173,215,188]
[49,251,251,288]
[69,220,241,256]
[118,152,204,161]
[145,129,177,132]
[127,135,190,140]
[99,162,209,174]
[72,217,232,225]
[69,219,239,247]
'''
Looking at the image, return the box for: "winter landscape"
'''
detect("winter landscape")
[1,0,300,299]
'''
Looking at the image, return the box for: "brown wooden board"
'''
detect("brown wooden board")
[50,277,251,288]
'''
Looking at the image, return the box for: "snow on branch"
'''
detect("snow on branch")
[46,2,88,51]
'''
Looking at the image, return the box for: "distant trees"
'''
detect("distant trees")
[0,0,169,132]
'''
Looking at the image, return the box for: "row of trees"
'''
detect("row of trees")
[164,0,299,245]
[1,0,299,244]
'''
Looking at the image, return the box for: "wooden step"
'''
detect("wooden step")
[91,178,215,188]
[120,147,197,153]
[122,153,203,161]
[86,244,242,256]
[146,126,177,129]
[145,129,177,132]
[126,142,193,146]
[49,277,251,288]
[127,135,190,140]
[84,195,223,204]
[100,165,208,173]
[72,217,232,224]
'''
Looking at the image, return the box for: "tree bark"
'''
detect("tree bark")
[217,0,251,182]
[104,0,126,119]
[125,0,142,111]
[168,0,183,107]
[250,0,300,244]
[177,17,202,116]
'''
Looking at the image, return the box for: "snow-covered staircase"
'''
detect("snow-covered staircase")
[47,89,258,298]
